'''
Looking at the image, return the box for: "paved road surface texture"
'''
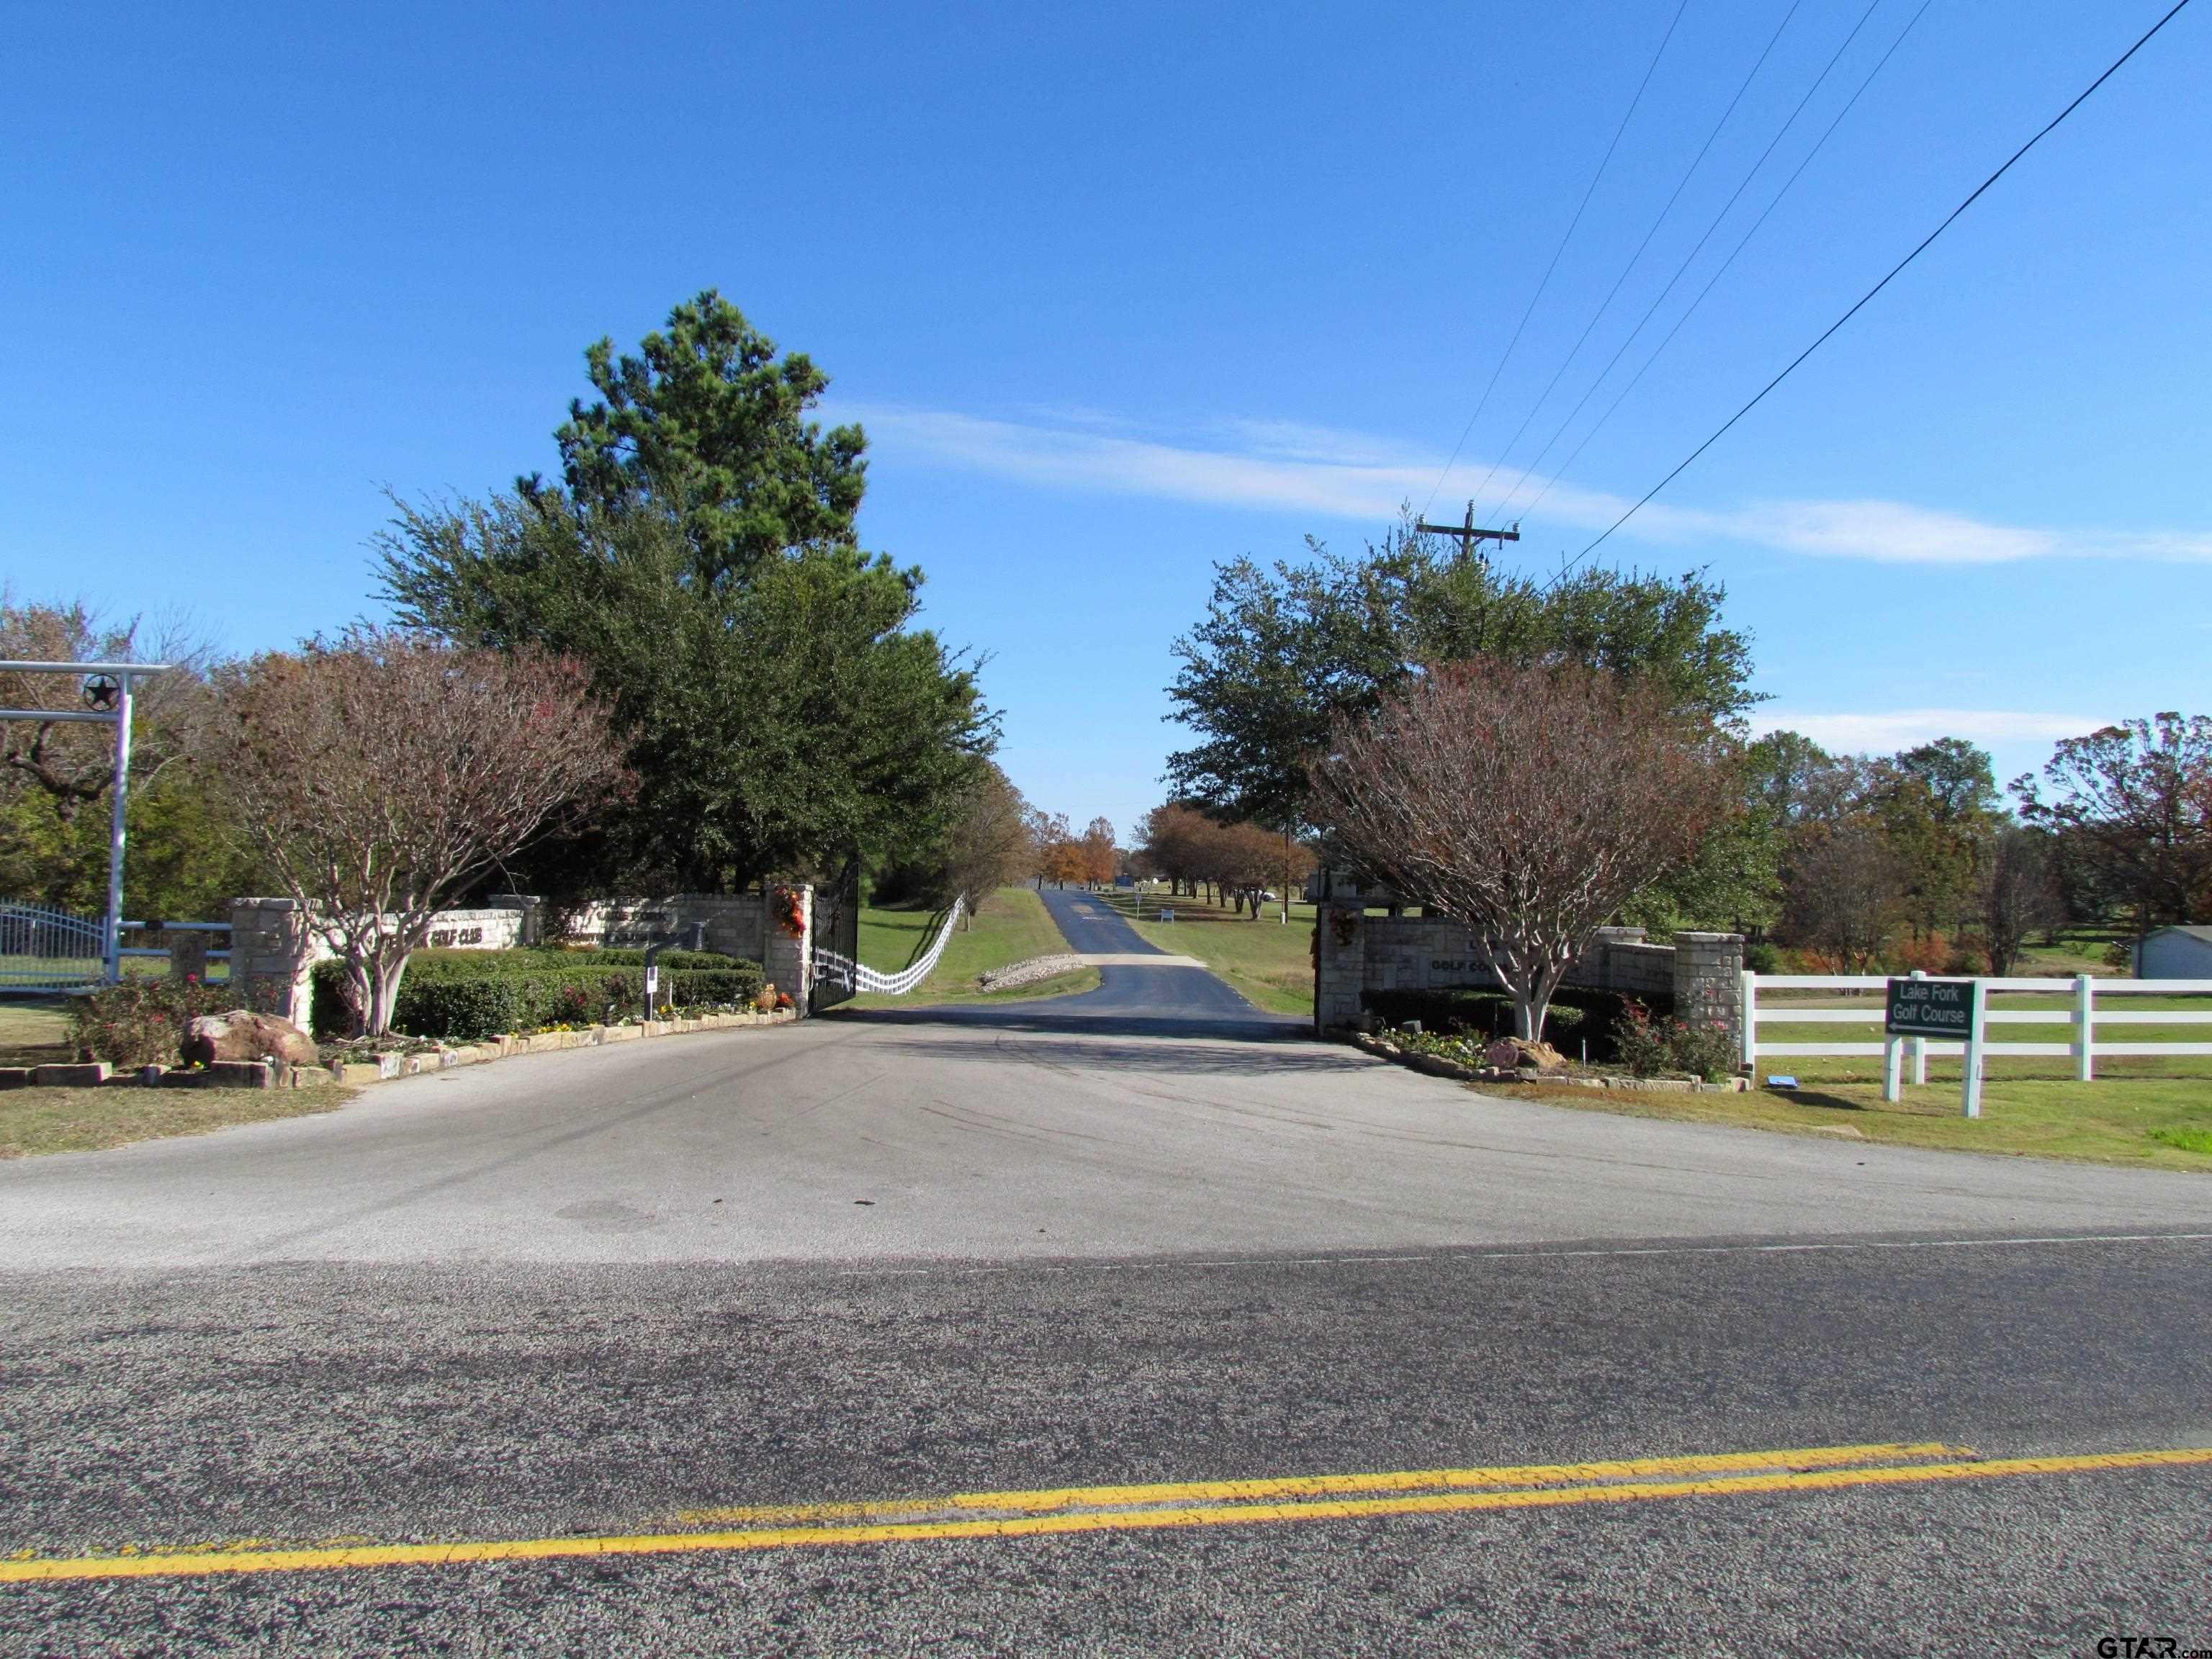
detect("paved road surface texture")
[2,886,2207,1653]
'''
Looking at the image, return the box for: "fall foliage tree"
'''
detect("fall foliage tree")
[1078,817,1118,887]
[2015,714,2212,945]
[1310,657,1735,1041]
[206,629,624,1035]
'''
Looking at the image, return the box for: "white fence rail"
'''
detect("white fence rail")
[1742,971,2212,1083]
[814,896,966,996]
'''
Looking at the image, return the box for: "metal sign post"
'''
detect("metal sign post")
[0,659,171,984]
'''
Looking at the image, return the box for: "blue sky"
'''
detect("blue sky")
[5,0,2206,836]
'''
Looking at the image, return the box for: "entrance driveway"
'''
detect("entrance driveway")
[2,891,2207,1269]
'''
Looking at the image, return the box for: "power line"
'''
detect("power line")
[1465,0,1811,523]
[1542,0,2196,593]
[1485,0,1894,528]
[1511,0,1933,536]
[1418,0,1692,520]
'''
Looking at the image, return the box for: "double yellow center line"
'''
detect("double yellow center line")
[6,1440,2207,1583]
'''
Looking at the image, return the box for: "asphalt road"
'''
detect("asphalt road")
[2,893,2208,1653]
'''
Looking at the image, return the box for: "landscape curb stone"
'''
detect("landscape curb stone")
[1339,1028,1750,1093]
[17,1008,799,1093]
[975,953,1087,992]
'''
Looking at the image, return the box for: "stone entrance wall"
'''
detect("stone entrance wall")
[1315,905,1743,1050]
[231,885,818,1032]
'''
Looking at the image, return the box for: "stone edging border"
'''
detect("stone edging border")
[0,1008,799,1094]
[974,953,1087,992]
[1336,1029,1750,1094]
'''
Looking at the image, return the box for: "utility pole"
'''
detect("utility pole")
[1414,500,1520,562]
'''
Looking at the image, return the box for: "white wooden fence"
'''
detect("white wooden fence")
[1742,971,2212,1082]
[813,897,966,997]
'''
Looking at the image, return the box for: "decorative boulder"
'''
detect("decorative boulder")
[1483,1037,1568,1074]
[183,1010,320,1069]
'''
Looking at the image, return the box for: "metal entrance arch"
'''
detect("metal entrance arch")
[0,657,171,986]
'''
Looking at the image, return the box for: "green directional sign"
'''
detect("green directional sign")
[1886,977,1976,1040]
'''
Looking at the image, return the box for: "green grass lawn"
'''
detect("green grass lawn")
[0,1000,73,1068]
[2012,927,2129,979]
[1096,888,1317,1017]
[0,997,354,1156]
[846,886,1097,1009]
[1466,1069,2212,1172]
[0,1083,349,1159]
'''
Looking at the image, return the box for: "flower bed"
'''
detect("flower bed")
[1354,1025,1748,1093]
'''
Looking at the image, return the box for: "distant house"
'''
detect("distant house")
[2135,926,2212,979]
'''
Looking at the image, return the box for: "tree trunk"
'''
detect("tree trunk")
[341,961,373,1039]
[358,950,409,1037]
[1506,961,1567,1043]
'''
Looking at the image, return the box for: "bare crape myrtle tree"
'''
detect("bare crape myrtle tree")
[208,628,625,1036]
[1310,655,1735,1044]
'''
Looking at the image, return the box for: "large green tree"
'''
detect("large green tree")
[1165,521,1758,829]
[379,295,991,896]
[1165,521,1758,927]
[544,289,868,585]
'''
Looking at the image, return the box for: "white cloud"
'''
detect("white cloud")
[1752,708,2102,753]
[843,403,2212,567]
[1653,500,2056,564]
[852,407,1435,521]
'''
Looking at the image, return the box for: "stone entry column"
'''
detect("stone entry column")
[1672,932,1746,1047]
[1313,902,1367,1034]
[228,899,326,1030]
[760,884,813,1012]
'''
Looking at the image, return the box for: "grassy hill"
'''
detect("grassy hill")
[848,886,1095,1007]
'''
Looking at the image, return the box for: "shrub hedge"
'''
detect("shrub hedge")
[1609,999,1740,1082]
[68,977,269,1068]
[310,949,768,1042]
[1361,984,1664,1060]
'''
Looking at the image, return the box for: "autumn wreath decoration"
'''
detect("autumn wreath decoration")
[770,886,806,940]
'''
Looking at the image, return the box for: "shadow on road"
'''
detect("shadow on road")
[852,1029,1372,1076]
[824,1002,1312,1046]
